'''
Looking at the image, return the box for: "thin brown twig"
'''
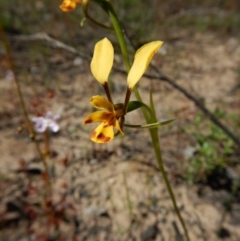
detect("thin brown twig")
[11,32,90,60]
[0,26,52,201]
[9,32,240,147]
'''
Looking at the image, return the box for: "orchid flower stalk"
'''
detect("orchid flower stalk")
[105,4,190,241]
[60,1,190,240]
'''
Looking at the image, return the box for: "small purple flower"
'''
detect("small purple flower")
[32,111,60,133]
[5,70,14,82]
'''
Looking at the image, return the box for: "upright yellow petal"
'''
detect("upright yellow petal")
[90,122,114,143]
[127,41,163,89]
[90,38,114,84]
[90,96,113,112]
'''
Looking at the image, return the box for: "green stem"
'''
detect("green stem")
[133,88,150,121]
[104,2,190,241]
[105,2,130,71]
[124,119,174,129]
[149,129,190,241]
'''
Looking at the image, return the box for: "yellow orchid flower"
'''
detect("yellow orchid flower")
[84,37,163,143]
[59,0,82,12]
[83,96,124,143]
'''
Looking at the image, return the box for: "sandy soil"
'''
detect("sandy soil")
[0,31,240,241]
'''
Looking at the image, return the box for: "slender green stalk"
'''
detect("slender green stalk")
[104,2,130,71]
[0,23,52,201]
[149,90,190,241]
[149,130,190,241]
[104,3,190,241]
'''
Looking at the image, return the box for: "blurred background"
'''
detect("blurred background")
[0,0,240,240]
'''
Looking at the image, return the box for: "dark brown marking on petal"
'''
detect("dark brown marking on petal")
[97,133,111,143]
[84,119,92,124]
[91,131,97,138]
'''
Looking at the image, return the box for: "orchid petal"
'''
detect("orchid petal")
[45,111,53,119]
[127,41,163,89]
[83,111,112,124]
[90,95,113,112]
[32,117,48,133]
[48,121,60,133]
[90,38,114,84]
[90,122,114,143]
[53,114,61,121]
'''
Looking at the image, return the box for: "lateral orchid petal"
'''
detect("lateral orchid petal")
[127,41,163,89]
[90,38,114,84]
